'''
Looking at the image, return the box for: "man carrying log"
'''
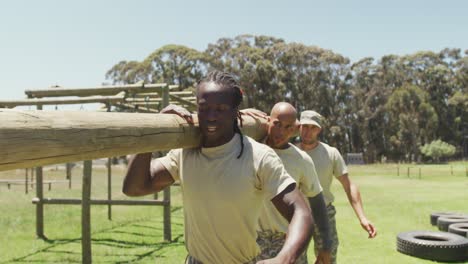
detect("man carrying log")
[123,71,313,264]
[243,103,331,264]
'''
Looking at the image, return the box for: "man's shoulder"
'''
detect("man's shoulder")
[288,144,314,163]
[245,135,274,153]
[319,142,338,152]
[167,147,199,159]
[244,135,283,166]
[319,142,344,160]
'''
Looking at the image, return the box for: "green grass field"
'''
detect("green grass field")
[0,162,467,263]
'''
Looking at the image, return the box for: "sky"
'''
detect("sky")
[0,0,466,104]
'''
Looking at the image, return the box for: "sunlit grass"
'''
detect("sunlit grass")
[0,162,467,263]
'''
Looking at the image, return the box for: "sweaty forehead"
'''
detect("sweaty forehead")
[271,108,296,124]
[197,82,233,105]
[276,113,297,124]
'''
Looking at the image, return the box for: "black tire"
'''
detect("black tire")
[396,231,468,262]
[431,212,463,226]
[438,216,468,232]
[449,223,468,238]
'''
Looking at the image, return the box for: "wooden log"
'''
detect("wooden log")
[0,180,55,184]
[126,101,194,107]
[25,83,167,98]
[170,91,194,96]
[169,95,197,109]
[0,110,268,171]
[32,198,168,206]
[0,95,124,108]
[172,96,196,101]
[113,102,159,113]
[131,93,163,98]
[132,91,194,98]
[125,98,163,103]
[126,102,161,106]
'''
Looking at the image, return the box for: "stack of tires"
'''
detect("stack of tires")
[397,212,468,262]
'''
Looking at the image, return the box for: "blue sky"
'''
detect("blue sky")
[0,0,466,103]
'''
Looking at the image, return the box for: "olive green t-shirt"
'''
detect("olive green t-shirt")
[156,134,296,264]
[301,142,348,205]
[258,143,323,233]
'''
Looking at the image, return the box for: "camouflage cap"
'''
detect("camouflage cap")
[300,110,323,128]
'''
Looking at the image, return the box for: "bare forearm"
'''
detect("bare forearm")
[340,176,377,238]
[122,153,153,196]
[346,183,367,222]
[309,193,332,250]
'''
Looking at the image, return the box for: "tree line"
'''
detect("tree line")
[105,35,467,163]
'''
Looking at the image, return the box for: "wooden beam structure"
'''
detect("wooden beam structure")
[125,98,163,103]
[123,102,192,107]
[124,97,195,103]
[169,95,197,109]
[24,83,182,98]
[32,198,168,206]
[25,83,167,98]
[132,91,194,98]
[113,102,159,113]
[0,95,124,108]
[3,82,223,259]
[0,109,268,171]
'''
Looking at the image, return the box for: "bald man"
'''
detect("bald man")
[243,103,332,264]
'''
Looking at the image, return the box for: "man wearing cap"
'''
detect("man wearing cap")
[298,110,377,264]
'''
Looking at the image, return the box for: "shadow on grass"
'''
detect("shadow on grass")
[2,218,185,264]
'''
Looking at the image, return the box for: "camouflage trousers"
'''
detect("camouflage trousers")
[312,204,339,264]
[185,254,260,264]
[256,230,308,264]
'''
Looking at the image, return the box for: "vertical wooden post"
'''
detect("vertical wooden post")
[35,166,44,238]
[153,155,159,200]
[35,104,45,239]
[163,186,171,242]
[82,160,92,264]
[107,157,112,220]
[161,85,171,241]
[31,167,35,184]
[451,165,453,175]
[25,168,29,194]
[106,104,112,221]
[397,164,400,176]
[407,167,410,178]
[162,85,169,108]
[66,163,72,189]
[105,104,112,220]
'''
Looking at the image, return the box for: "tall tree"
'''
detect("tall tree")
[106,44,206,89]
[386,84,438,161]
[105,34,465,162]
